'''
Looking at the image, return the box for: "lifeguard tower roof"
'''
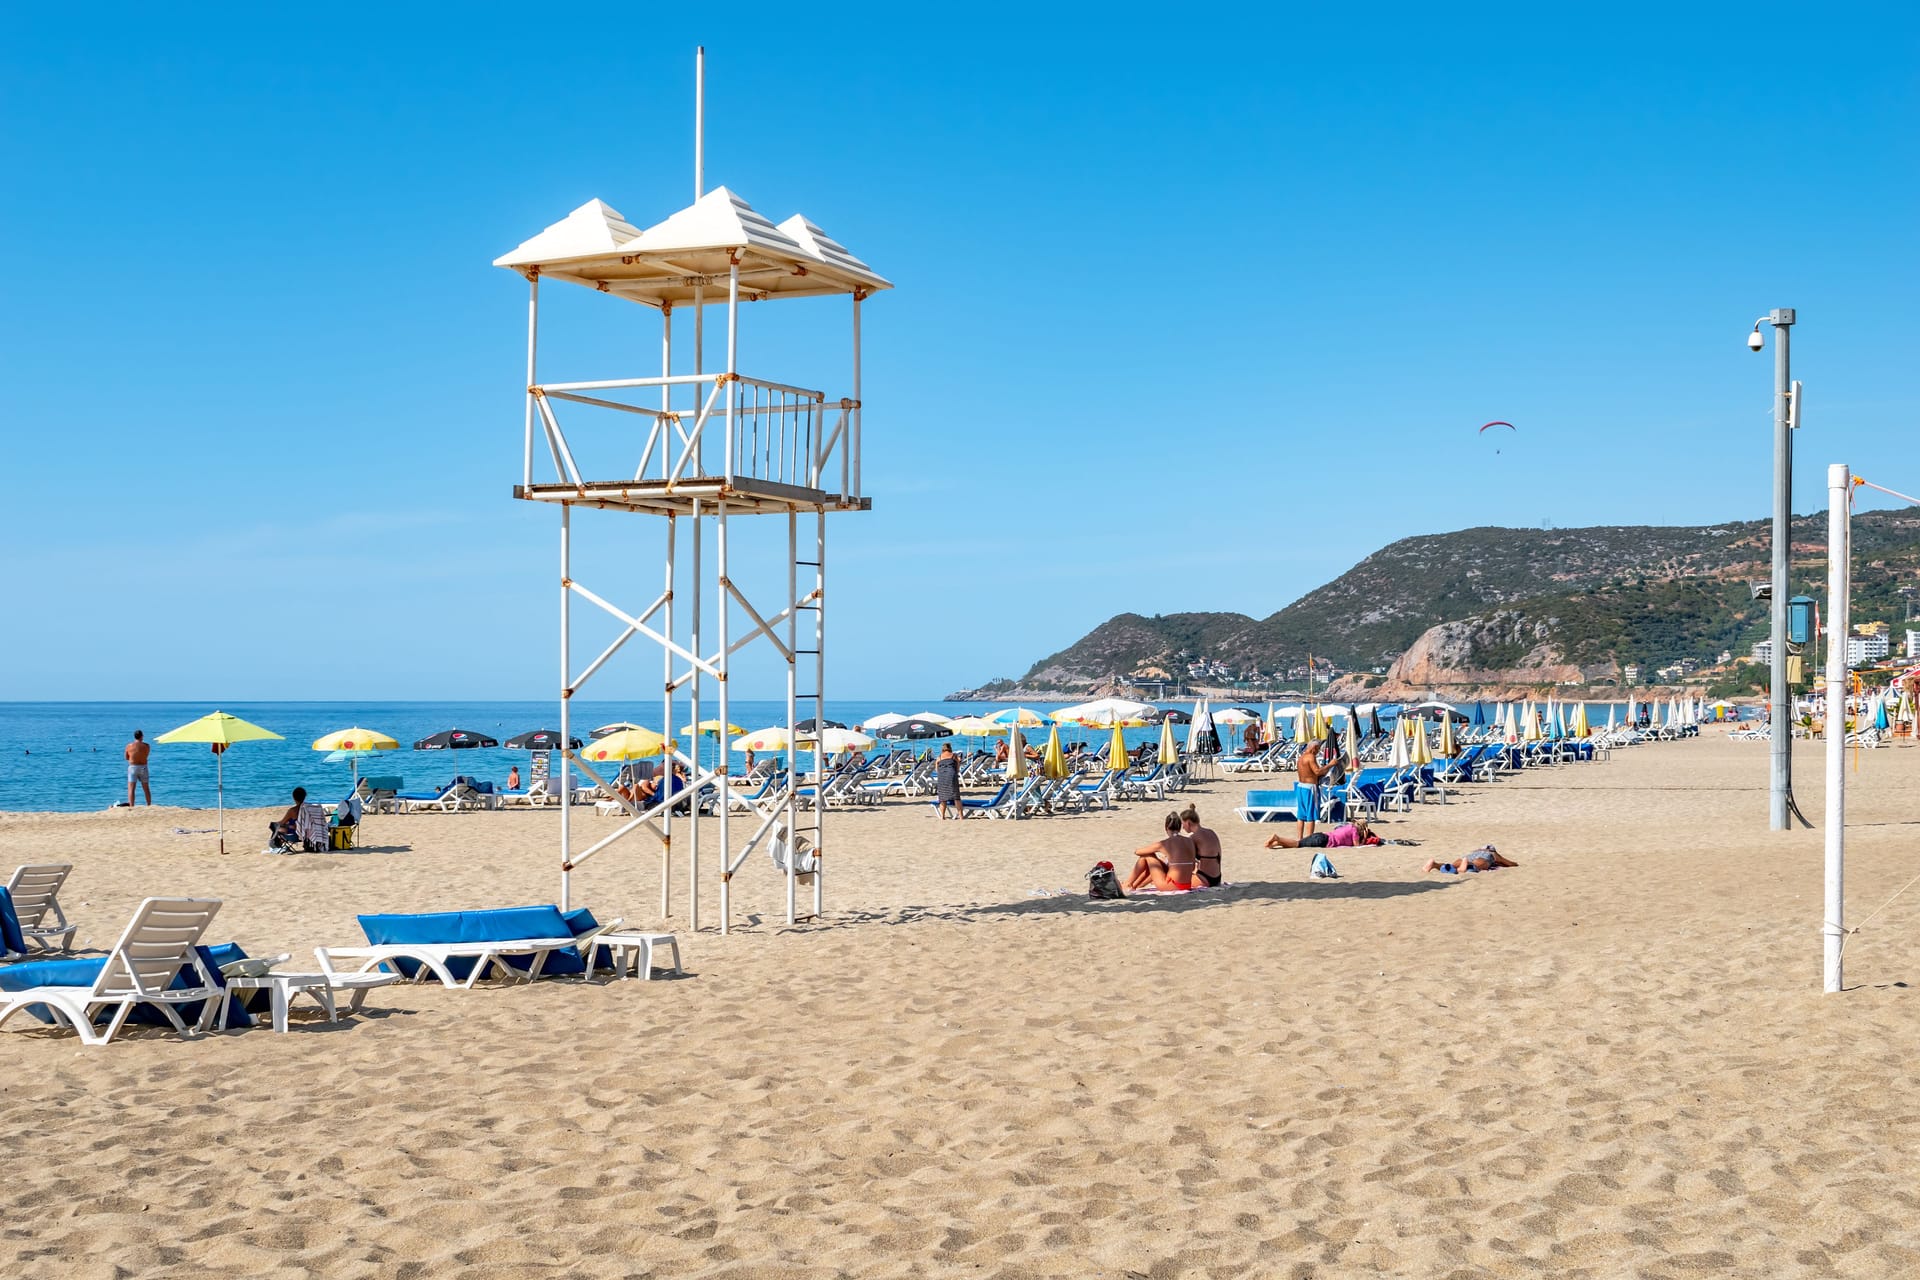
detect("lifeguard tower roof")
[494,186,891,306]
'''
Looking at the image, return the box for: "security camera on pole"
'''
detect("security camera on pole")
[1747,309,1804,830]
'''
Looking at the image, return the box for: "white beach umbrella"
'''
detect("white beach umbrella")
[1054,696,1156,726]
[1606,704,1617,732]
[804,727,875,754]
[861,712,910,732]
[906,711,956,725]
[1186,699,1213,754]
[1389,719,1413,768]
[1626,695,1637,726]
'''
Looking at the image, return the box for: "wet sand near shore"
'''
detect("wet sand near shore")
[2,733,1917,1278]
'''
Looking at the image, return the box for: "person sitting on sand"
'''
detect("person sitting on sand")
[1424,845,1518,875]
[269,787,309,844]
[1124,812,1197,891]
[1180,804,1222,887]
[1265,814,1379,850]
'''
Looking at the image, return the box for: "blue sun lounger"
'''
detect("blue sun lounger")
[316,905,626,989]
[1233,790,1299,823]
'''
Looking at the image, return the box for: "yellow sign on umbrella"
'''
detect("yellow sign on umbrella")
[156,711,284,855]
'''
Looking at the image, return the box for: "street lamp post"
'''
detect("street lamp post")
[1750,308,1797,830]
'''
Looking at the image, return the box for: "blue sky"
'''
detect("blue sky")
[3,4,1916,701]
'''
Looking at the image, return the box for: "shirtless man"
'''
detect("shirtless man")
[1294,738,1329,842]
[1124,811,1197,891]
[1180,804,1223,887]
[124,730,152,806]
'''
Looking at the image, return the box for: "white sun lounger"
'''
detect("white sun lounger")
[313,916,626,990]
[0,897,223,1045]
[6,863,78,953]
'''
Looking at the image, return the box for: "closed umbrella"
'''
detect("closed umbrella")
[1187,699,1215,757]
[156,711,284,855]
[1006,724,1027,779]
[1264,701,1279,746]
[1343,714,1360,768]
[1293,704,1312,745]
[1606,704,1617,732]
[1389,718,1412,769]
[1572,703,1591,738]
[1158,719,1178,766]
[1410,718,1434,766]
[1437,714,1457,759]
[1042,725,1068,779]
[1110,721,1130,771]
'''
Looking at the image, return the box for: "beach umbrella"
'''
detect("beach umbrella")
[874,717,952,740]
[1625,695,1637,726]
[1572,703,1591,738]
[1874,695,1890,731]
[590,727,672,760]
[504,729,582,751]
[1155,708,1192,725]
[1472,702,1487,727]
[1343,714,1361,767]
[1505,704,1521,745]
[1110,721,1130,770]
[1389,719,1412,769]
[1437,713,1457,758]
[1210,707,1260,724]
[1264,701,1280,745]
[1006,724,1027,779]
[1525,703,1544,742]
[1606,704,1617,732]
[680,720,745,738]
[312,727,398,785]
[1293,704,1312,745]
[1410,718,1434,766]
[1055,696,1156,725]
[906,710,956,725]
[413,728,500,750]
[987,707,1049,728]
[591,721,645,739]
[861,712,910,732]
[945,715,1009,736]
[804,727,875,754]
[794,717,847,734]
[155,711,284,855]
[729,727,791,753]
[1158,718,1179,766]
[1187,699,1214,754]
[1042,725,1068,779]
[1898,688,1914,727]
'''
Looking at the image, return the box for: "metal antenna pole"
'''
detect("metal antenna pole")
[1768,308,1796,830]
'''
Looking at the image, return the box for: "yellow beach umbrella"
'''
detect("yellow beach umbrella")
[1571,703,1591,738]
[1311,705,1329,740]
[1109,722,1129,770]
[1158,718,1178,766]
[1042,725,1068,779]
[1343,715,1360,767]
[946,715,1008,736]
[1294,707,1312,745]
[1437,714,1457,758]
[1410,717,1434,766]
[680,720,746,737]
[311,727,398,753]
[1264,702,1279,746]
[156,711,284,855]
[1006,724,1027,779]
[592,727,673,760]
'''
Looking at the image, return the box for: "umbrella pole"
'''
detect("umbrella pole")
[217,750,225,856]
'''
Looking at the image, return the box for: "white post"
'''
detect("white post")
[694,285,704,477]
[523,273,540,488]
[851,291,862,500]
[814,508,826,920]
[718,501,731,934]
[1823,462,1850,993]
[786,510,799,924]
[725,259,739,481]
[694,46,705,201]
[660,304,673,481]
[661,513,675,918]
[688,497,701,931]
[559,502,573,912]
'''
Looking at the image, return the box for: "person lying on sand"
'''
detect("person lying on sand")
[1424,846,1518,874]
[1124,812,1197,891]
[1265,816,1379,850]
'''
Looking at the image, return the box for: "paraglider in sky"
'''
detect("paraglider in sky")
[1480,420,1516,454]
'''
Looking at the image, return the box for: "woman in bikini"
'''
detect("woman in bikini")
[1180,804,1222,887]
[1124,811,1197,891]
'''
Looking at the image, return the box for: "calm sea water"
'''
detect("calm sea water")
[0,698,1689,813]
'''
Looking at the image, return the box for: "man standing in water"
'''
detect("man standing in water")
[125,730,152,806]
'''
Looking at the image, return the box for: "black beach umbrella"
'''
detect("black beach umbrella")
[794,717,847,733]
[1154,708,1192,725]
[874,717,953,740]
[1369,708,1384,738]
[504,729,582,751]
[413,728,500,750]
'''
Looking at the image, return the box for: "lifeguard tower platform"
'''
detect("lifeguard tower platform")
[492,71,888,932]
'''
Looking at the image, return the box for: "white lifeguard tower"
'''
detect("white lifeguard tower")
[492,53,888,932]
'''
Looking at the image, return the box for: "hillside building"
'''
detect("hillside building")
[1908,629,1920,659]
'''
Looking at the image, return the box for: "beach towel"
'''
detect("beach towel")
[1310,852,1339,880]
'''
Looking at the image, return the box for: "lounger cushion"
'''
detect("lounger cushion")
[0,888,26,955]
[0,942,255,1027]
[357,906,591,980]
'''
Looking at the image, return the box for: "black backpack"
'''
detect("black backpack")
[1086,861,1125,900]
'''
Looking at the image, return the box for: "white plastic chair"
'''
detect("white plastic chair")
[0,897,223,1045]
[6,863,78,953]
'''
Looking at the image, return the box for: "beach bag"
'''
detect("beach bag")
[1310,852,1339,880]
[1086,861,1125,900]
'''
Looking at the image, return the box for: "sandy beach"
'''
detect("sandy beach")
[2,733,1918,1278]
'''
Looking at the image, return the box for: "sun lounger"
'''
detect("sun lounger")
[1233,789,1299,823]
[395,779,484,813]
[4,864,77,954]
[315,905,630,989]
[0,897,225,1045]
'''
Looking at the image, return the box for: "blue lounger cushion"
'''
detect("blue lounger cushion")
[0,942,256,1027]
[0,887,27,955]
[1240,790,1298,822]
[356,905,605,981]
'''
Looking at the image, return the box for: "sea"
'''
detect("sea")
[0,697,1702,813]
